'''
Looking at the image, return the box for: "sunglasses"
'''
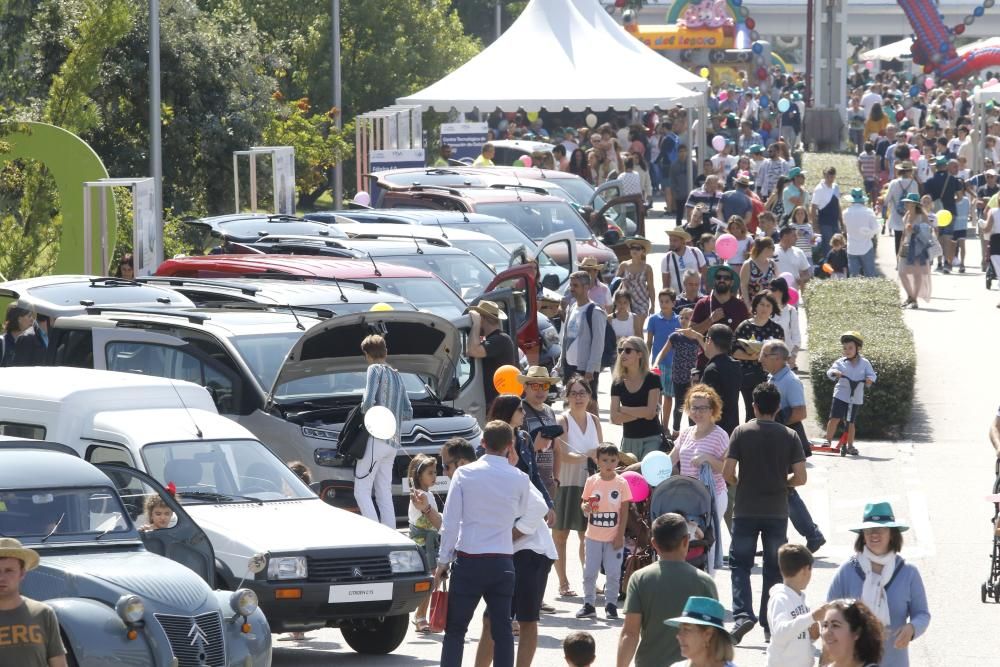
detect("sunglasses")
[526,382,549,390]
[629,246,644,252]
[617,347,638,355]
[568,390,590,397]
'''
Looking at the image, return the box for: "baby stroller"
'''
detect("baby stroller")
[982,459,1000,603]
[650,475,716,571]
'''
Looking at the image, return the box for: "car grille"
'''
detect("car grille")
[307,555,394,583]
[399,424,480,448]
[154,611,226,667]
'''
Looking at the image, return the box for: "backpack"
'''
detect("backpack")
[584,303,618,369]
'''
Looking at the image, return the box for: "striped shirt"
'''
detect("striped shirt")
[676,425,729,494]
[362,363,413,448]
[858,152,877,181]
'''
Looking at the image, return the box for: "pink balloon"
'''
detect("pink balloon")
[719,90,729,102]
[909,147,921,161]
[991,78,999,86]
[521,155,532,168]
[865,61,875,70]
[622,471,650,503]
[715,233,738,260]
[788,286,800,306]
[711,134,726,152]
[779,271,795,285]
[924,77,935,90]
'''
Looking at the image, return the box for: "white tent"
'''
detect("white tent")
[397,0,705,112]
[859,38,913,62]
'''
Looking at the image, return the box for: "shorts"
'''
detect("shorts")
[658,365,674,395]
[952,229,967,240]
[512,550,554,622]
[937,224,954,237]
[830,397,862,423]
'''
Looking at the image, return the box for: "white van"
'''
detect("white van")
[0,367,430,655]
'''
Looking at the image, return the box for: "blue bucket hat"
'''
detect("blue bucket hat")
[850,501,910,533]
[850,187,866,203]
[665,596,732,638]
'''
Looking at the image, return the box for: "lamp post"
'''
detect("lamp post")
[149,0,163,258]
[495,0,502,41]
[332,0,343,207]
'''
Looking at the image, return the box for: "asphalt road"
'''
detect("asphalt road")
[273,213,1000,665]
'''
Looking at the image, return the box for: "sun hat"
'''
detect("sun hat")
[935,155,949,167]
[735,173,752,187]
[626,236,652,253]
[903,192,921,204]
[665,228,692,243]
[517,365,559,386]
[0,538,40,571]
[466,300,508,321]
[850,501,909,533]
[895,160,915,171]
[578,256,606,271]
[850,187,866,203]
[986,169,998,177]
[788,166,805,179]
[664,596,732,639]
[748,144,764,154]
[706,264,741,292]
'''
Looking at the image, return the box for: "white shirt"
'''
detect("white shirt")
[774,245,810,286]
[843,203,881,256]
[619,171,643,197]
[765,583,817,667]
[588,282,613,310]
[886,177,919,232]
[811,181,840,211]
[660,246,706,290]
[771,305,801,351]
[711,153,737,176]
[437,454,533,564]
[514,486,558,559]
[861,91,881,118]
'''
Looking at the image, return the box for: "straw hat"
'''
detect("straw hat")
[0,537,40,571]
[466,300,508,321]
[665,228,692,243]
[517,365,559,386]
[578,256,606,271]
[625,236,652,253]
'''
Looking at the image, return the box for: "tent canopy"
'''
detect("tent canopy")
[397,0,705,112]
[859,38,913,62]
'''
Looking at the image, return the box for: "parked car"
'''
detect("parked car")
[0,275,197,315]
[378,186,619,280]
[476,139,554,166]
[184,212,349,247]
[0,440,273,666]
[33,308,485,513]
[0,368,435,652]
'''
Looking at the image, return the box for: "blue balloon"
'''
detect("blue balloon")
[752,43,763,54]
[641,451,672,487]
[759,94,769,107]
[974,5,985,16]
[777,98,791,112]
[909,85,920,97]
[939,42,950,53]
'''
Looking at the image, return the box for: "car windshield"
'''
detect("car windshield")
[229,331,303,391]
[454,240,512,272]
[475,202,592,241]
[273,370,431,404]
[440,222,533,250]
[141,439,314,503]
[375,253,494,301]
[366,277,467,320]
[0,487,131,539]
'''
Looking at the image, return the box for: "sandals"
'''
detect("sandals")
[412,617,431,634]
[559,583,578,598]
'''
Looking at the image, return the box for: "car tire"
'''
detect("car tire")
[340,614,409,654]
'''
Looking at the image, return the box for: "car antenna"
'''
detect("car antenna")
[432,216,448,239]
[330,274,349,302]
[169,381,203,438]
[412,236,423,254]
[366,252,382,276]
[286,305,307,330]
[512,170,524,202]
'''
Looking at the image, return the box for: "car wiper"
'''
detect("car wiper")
[40,513,65,542]
[181,490,263,504]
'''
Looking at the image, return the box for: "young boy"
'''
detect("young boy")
[646,289,680,433]
[824,233,848,279]
[766,543,830,667]
[757,211,780,243]
[563,631,596,666]
[822,332,877,456]
[577,444,632,620]
[700,234,721,267]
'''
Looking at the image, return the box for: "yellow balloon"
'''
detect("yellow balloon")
[370,302,394,312]
[526,111,539,122]
[936,210,953,227]
[699,67,710,78]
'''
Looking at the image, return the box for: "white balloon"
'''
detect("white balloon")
[364,406,397,441]
[353,191,372,207]
[585,113,598,128]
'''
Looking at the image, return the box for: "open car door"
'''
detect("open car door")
[478,263,539,363]
[96,463,216,587]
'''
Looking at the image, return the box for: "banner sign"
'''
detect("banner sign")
[132,179,159,276]
[271,146,296,215]
[369,148,426,172]
[440,122,488,160]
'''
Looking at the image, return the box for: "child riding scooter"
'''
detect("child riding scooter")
[821,331,877,456]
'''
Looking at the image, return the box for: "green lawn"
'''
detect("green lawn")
[803,152,865,197]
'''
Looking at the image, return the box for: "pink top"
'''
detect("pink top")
[676,425,729,495]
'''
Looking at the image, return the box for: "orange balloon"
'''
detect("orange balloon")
[822,263,834,274]
[493,365,523,395]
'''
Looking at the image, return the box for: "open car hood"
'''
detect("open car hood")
[267,310,461,403]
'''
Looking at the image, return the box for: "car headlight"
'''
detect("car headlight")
[230,588,259,617]
[267,556,307,580]
[115,594,145,624]
[302,426,338,440]
[388,550,424,574]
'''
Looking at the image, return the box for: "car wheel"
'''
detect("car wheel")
[340,614,409,654]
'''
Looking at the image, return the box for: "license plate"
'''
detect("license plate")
[401,476,450,494]
[328,582,393,603]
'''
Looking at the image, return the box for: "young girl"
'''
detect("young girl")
[700,234,721,267]
[609,288,643,341]
[769,277,802,370]
[788,205,816,265]
[141,495,174,531]
[725,217,752,266]
[407,454,441,633]
[653,308,700,437]
[733,291,785,421]
[614,236,656,316]
[825,233,849,279]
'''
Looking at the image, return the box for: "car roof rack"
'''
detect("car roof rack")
[136,276,261,296]
[254,234,351,248]
[240,273,381,292]
[83,306,210,324]
[488,183,549,196]
[87,277,143,287]
[208,302,335,319]
[342,231,452,247]
[394,184,463,196]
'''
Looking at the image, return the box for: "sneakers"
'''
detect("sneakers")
[575,603,597,619]
[730,617,756,645]
[846,444,860,455]
[605,604,619,619]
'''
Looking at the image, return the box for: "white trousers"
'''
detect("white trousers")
[354,437,397,528]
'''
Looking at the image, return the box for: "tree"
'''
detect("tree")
[449,0,525,45]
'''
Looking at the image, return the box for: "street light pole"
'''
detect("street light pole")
[149,0,163,257]
[332,0,343,207]
[495,0,502,41]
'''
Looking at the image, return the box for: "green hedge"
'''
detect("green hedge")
[804,278,915,439]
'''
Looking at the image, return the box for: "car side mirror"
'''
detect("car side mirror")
[443,377,460,401]
[541,274,560,292]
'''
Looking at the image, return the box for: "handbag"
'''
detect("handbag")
[336,404,370,466]
[623,546,655,593]
[928,233,944,261]
[428,579,448,633]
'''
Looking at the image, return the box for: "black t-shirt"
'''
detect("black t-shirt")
[482,329,517,405]
[702,353,743,435]
[924,171,963,216]
[611,372,663,439]
[727,419,804,518]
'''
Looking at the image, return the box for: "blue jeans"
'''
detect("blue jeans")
[848,248,876,277]
[817,222,839,258]
[442,555,516,667]
[788,488,824,545]
[730,516,787,630]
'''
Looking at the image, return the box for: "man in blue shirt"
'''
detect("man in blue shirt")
[760,340,826,554]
